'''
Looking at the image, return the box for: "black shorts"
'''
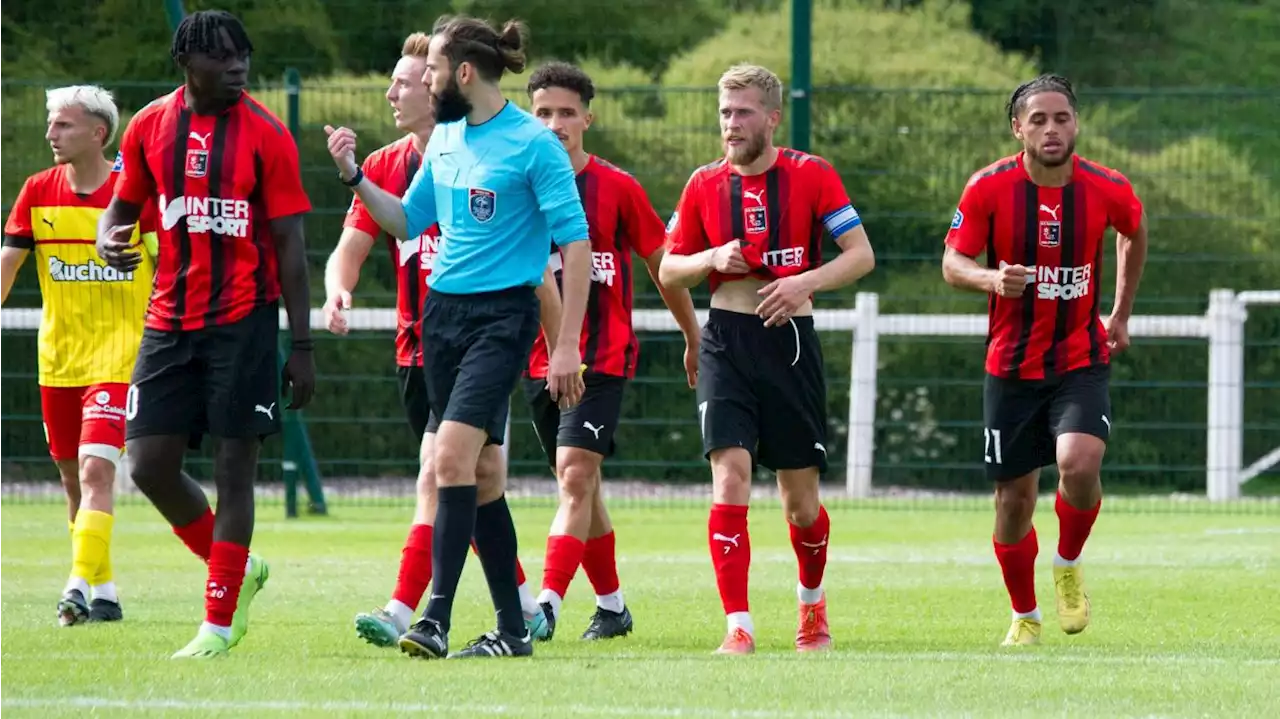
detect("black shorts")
[696,309,828,472]
[983,364,1112,481]
[520,373,626,467]
[397,365,441,442]
[421,286,539,446]
[126,302,280,443]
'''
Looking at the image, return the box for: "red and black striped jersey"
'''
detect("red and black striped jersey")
[344,135,440,368]
[665,148,861,293]
[945,152,1144,380]
[115,87,311,331]
[526,155,665,380]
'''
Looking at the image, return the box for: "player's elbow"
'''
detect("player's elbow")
[658,255,691,289]
[941,252,963,288]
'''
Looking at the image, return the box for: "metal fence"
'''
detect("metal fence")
[2,79,1277,506]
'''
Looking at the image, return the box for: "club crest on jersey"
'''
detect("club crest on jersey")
[185,149,209,179]
[111,151,124,173]
[744,206,768,234]
[1039,221,1061,248]
[469,187,496,223]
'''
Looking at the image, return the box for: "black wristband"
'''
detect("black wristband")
[291,338,315,351]
[340,167,364,187]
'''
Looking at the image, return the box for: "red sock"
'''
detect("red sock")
[472,538,529,585]
[709,504,750,615]
[582,531,620,596]
[391,523,433,608]
[173,509,214,562]
[1055,491,1101,562]
[542,534,585,599]
[789,504,830,592]
[993,526,1039,614]
[205,540,249,628]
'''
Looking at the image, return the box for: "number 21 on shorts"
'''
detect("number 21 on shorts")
[984,427,1003,465]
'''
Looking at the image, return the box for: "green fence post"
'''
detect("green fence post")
[164,0,186,30]
[279,67,328,517]
[790,0,812,153]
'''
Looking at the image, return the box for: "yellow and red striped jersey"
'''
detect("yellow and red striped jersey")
[4,164,158,386]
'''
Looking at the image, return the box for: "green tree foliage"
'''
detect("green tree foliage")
[451,0,723,77]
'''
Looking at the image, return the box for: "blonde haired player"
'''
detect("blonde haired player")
[662,64,875,654]
[2,84,158,626]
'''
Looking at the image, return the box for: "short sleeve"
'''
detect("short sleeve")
[665,171,708,256]
[136,199,160,257]
[402,157,437,240]
[944,175,990,257]
[115,115,154,206]
[3,178,36,247]
[260,127,311,220]
[527,131,588,246]
[1108,174,1144,237]
[342,154,383,237]
[813,161,861,239]
[621,175,666,258]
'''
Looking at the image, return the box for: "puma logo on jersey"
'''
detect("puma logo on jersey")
[583,421,604,439]
[254,402,276,420]
[1039,203,1060,221]
[189,131,211,149]
[743,189,765,205]
[712,532,741,554]
[41,218,55,230]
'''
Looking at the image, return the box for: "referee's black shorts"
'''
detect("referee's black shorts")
[420,286,539,446]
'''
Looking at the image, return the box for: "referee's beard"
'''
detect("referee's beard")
[434,75,472,124]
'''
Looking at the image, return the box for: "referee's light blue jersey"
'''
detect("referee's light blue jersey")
[401,101,589,294]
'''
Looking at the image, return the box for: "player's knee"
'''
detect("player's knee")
[994,478,1037,521]
[782,496,820,528]
[1057,447,1103,487]
[57,462,81,493]
[415,459,437,499]
[556,452,600,505]
[78,455,116,495]
[710,450,752,499]
[777,468,821,526]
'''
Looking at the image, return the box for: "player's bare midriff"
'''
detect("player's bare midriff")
[710,276,814,317]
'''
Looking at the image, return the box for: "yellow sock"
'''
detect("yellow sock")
[92,536,114,585]
[71,510,113,584]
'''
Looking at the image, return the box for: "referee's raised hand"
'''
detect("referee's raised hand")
[324,124,360,180]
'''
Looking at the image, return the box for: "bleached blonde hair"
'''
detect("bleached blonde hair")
[46,85,120,147]
[718,64,783,112]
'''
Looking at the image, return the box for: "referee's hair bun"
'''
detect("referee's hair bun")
[496,20,528,74]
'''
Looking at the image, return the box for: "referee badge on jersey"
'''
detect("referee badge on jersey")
[185,149,209,179]
[1039,220,1061,248]
[468,187,496,223]
[744,206,768,234]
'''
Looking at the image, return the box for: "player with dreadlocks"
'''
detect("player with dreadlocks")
[941,74,1148,646]
[97,9,315,658]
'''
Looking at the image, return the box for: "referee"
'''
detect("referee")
[325,15,590,659]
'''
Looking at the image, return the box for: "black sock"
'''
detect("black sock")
[471,495,525,638]
[422,485,478,634]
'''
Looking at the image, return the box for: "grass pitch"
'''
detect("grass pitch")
[2,498,1277,717]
